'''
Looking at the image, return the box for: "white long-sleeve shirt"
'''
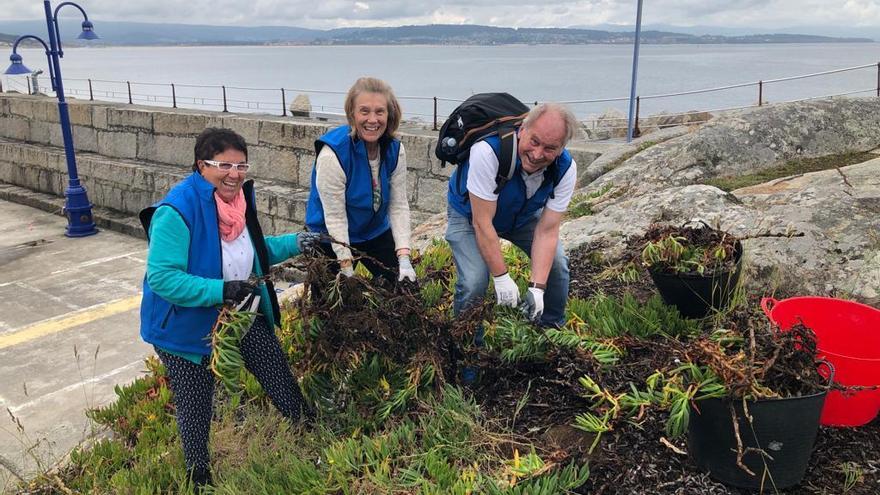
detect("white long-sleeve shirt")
[314,143,411,261]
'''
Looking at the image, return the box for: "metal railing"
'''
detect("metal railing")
[3,61,879,139]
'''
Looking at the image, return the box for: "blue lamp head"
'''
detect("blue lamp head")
[4,53,32,75]
[78,20,99,40]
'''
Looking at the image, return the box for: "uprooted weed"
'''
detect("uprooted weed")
[12,239,880,495]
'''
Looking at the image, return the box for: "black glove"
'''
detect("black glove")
[223,280,257,305]
[296,232,322,254]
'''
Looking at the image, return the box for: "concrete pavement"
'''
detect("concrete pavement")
[0,199,152,490]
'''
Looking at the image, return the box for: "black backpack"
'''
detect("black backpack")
[435,93,530,194]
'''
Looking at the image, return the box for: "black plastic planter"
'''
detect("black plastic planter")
[687,391,827,491]
[648,241,743,318]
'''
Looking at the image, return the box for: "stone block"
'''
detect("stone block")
[48,125,64,148]
[92,106,109,130]
[248,146,297,182]
[138,133,194,165]
[568,149,601,169]
[0,142,23,164]
[296,152,315,189]
[208,116,260,143]
[8,98,33,119]
[108,107,153,130]
[290,94,311,117]
[431,156,455,178]
[407,172,417,204]
[67,102,92,126]
[20,146,48,169]
[416,177,449,213]
[0,97,9,116]
[153,112,208,135]
[0,117,29,141]
[288,121,330,150]
[29,121,52,144]
[97,131,138,159]
[399,134,432,170]
[259,120,287,147]
[72,125,98,153]
[47,152,66,172]
[32,99,59,123]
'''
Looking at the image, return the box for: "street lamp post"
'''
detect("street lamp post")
[5,1,99,237]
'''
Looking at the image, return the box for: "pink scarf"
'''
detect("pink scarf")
[215,190,246,241]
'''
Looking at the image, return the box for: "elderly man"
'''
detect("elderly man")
[445,102,579,329]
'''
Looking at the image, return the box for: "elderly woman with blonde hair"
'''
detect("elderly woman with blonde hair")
[305,77,416,284]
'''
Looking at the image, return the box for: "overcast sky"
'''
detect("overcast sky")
[1,0,879,30]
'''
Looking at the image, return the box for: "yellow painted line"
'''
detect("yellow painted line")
[0,295,141,350]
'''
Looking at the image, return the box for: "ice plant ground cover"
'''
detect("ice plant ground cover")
[10,240,880,494]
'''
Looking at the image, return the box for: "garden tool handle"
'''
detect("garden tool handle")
[817,359,836,385]
[680,219,713,230]
[760,297,778,320]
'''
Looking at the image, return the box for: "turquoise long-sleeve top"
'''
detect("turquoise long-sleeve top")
[147,205,302,363]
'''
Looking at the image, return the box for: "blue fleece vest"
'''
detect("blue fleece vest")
[305,125,400,243]
[447,136,573,233]
[140,173,222,355]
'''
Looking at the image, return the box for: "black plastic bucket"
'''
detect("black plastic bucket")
[648,241,743,318]
[687,390,827,490]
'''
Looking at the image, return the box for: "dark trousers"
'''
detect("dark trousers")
[317,228,398,283]
[156,315,308,471]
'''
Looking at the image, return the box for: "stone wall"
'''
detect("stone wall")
[0,93,602,234]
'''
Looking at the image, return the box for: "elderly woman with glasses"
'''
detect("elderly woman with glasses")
[138,127,319,488]
[305,77,416,284]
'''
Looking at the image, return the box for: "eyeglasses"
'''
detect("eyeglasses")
[202,160,251,172]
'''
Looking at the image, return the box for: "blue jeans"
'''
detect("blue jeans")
[445,206,570,328]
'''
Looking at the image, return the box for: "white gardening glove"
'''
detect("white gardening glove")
[520,287,545,322]
[493,272,520,307]
[398,255,417,282]
[339,262,355,278]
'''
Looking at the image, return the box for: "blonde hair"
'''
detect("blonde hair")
[344,77,402,140]
[522,103,580,146]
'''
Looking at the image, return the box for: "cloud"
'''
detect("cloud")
[1,0,879,30]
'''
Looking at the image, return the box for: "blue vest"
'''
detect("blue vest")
[447,136,573,234]
[139,173,281,355]
[305,125,400,243]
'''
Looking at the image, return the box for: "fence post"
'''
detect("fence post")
[0,78,4,93]
[876,62,879,97]
[27,78,31,95]
[758,80,763,106]
[88,79,93,101]
[127,81,133,104]
[633,96,641,138]
[171,84,177,108]
[222,86,228,112]
[281,88,287,117]
[433,97,438,130]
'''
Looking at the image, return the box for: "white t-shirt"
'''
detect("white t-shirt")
[465,140,577,213]
[221,227,254,282]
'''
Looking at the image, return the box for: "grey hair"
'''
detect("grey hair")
[522,103,580,146]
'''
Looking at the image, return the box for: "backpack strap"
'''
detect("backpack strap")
[492,126,518,195]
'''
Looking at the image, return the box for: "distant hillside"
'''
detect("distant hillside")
[0,32,17,45]
[0,21,871,46]
[316,25,873,45]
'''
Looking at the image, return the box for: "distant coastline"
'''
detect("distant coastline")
[0,23,873,47]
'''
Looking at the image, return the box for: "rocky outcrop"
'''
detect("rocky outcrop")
[584,98,880,197]
[561,159,880,305]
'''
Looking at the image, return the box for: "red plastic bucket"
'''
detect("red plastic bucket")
[762,296,880,427]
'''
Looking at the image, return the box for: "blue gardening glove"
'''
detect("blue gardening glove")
[520,287,545,322]
[296,232,321,254]
[398,255,417,282]
[493,272,520,307]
